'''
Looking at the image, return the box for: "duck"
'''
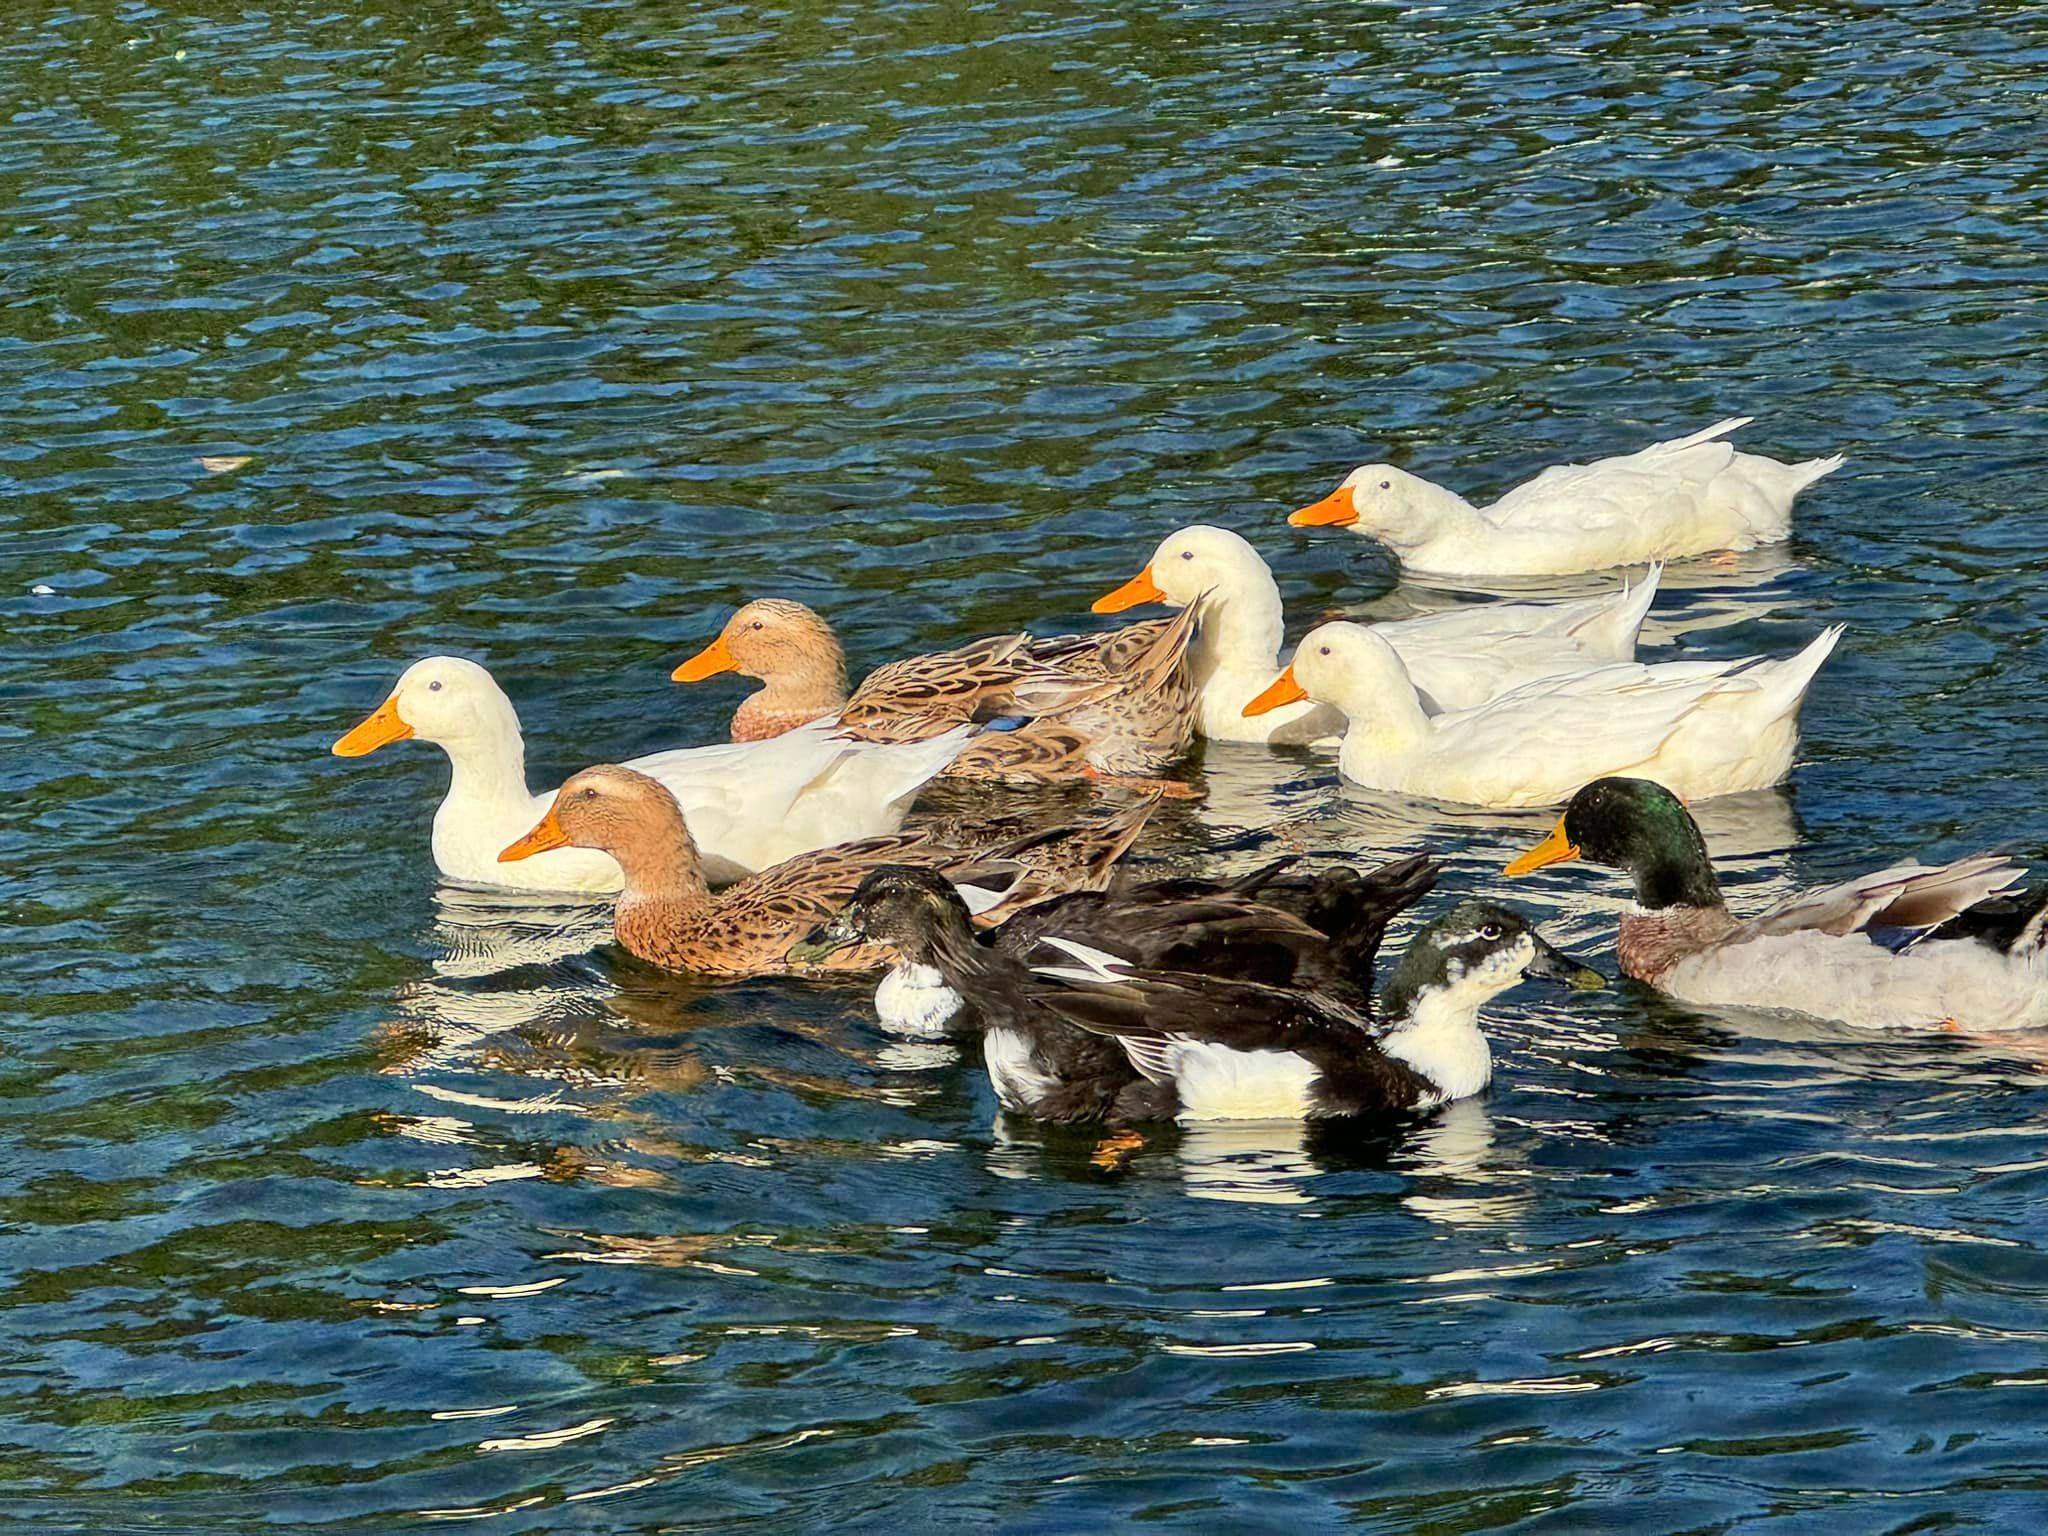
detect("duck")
[497,764,1156,979]
[1289,417,1845,576]
[673,600,1200,788]
[1025,900,1603,1121]
[1243,621,1840,808]
[1090,525,1662,744]
[1505,776,2048,1032]
[331,656,966,891]
[788,852,1439,1119]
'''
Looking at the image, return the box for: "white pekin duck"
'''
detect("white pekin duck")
[1244,622,1841,808]
[1289,418,1844,576]
[1091,525,1661,745]
[331,656,966,892]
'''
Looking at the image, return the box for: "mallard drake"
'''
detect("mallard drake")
[1090,526,1661,744]
[1506,776,2048,1032]
[1289,418,1844,576]
[673,600,1200,787]
[1243,621,1840,808]
[332,656,967,891]
[789,853,1439,1119]
[1026,900,1603,1121]
[497,765,1155,978]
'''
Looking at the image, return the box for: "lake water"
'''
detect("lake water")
[7,2,2048,1529]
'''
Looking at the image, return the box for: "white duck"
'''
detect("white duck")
[1290,418,1845,576]
[1091,525,1661,745]
[331,656,966,892]
[1244,621,1841,808]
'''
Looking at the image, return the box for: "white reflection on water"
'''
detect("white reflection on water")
[428,883,614,978]
[1175,1119,1320,1206]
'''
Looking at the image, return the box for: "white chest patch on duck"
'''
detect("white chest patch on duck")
[984,1026,1059,1112]
[1380,945,1512,1102]
[1166,1041,1322,1122]
[874,963,964,1037]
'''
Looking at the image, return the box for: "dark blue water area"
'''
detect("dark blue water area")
[4,0,2048,1529]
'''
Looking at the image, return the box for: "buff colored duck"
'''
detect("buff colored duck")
[1244,622,1840,808]
[332,656,966,892]
[1290,418,1844,576]
[1508,777,2048,1032]
[499,765,1157,978]
[1091,525,1662,745]
[673,600,1200,788]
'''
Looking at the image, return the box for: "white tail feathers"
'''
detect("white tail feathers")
[1666,417,1755,452]
[1569,562,1664,659]
[1030,936,1133,986]
[1789,453,1847,493]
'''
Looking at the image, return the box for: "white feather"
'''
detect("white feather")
[874,963,964,1037]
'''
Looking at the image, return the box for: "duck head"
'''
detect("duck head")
[499,764,698,879]
[672,598,847,691]
[1290,463,1459,547]
[1093,525,1275,615]
[787,865,972,968]
[1241,620,1415,722]
[1384,900,1605,1019]
[1505,776,1724,911]
[332,656,521,757]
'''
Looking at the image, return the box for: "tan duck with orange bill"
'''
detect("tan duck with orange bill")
[673,599,1200,790]
[499,764,1159,979]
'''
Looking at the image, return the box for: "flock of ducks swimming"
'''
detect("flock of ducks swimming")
[333,420,2048,1136]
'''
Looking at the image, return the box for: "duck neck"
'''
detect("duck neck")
[1378,978,1494,1100]
[1188,570,1287,687]
[914,905,1015,990]
[609,807,715,950]
[1377,483,1486,558]
[740,657,847,732]
[438,723,536,812]
[1331,676,1432,757]
[1626,842,1725,914]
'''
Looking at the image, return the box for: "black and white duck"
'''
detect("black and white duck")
[1027,901,1604,1122]
[788,854,1439,1123]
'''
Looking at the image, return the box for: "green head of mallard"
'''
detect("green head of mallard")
[1505,777,1724,912]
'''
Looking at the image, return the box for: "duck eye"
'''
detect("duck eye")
[1478,923,1502,941]
[582,787,599,800]
[751,620,764,630]
[1180,549,1193,560]
[1318,645,1331,656]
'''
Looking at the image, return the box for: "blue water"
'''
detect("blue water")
[6,2,2048,1529]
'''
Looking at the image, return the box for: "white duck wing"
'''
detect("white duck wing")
[1739,854,2025,949]
[1431,667,1719,782]
[1484,420,1753,533]
[629,720,969,879]
[1385,564,1661,654]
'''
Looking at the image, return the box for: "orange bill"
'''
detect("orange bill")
[1242,666,1307,717]
[332,696,413,757]
[1288,484,1357,528]
[672,633,737,683]
[500,802,569,862]
[1092,565,1166,615]
[1505,816,1580,877]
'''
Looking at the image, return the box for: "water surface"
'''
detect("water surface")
[7,1,2048,1529]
